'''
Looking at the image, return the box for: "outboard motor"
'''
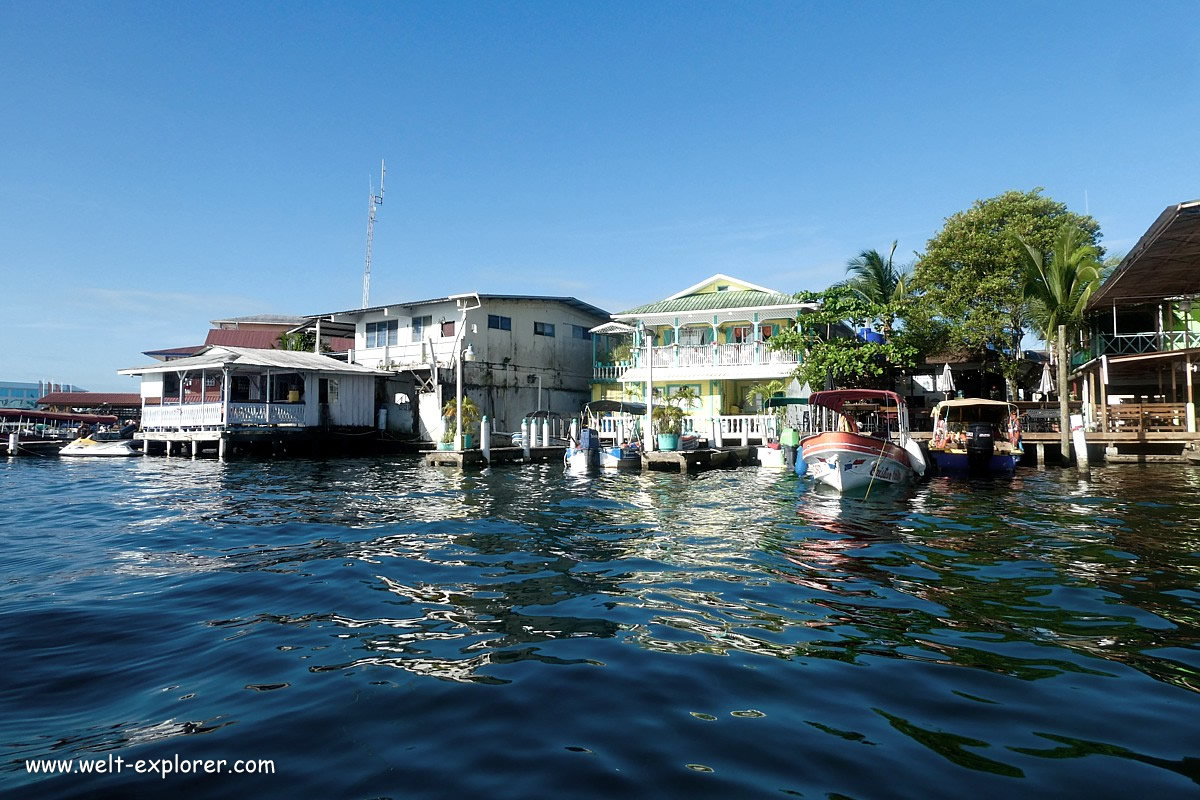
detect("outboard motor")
[580,428,600,451]
[965,423,994,472]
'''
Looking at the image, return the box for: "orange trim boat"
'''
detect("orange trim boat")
[801,389,926,492]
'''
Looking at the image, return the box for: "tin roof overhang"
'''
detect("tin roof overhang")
[1090,200,1200,309]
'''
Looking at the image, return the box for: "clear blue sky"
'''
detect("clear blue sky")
[2,2,1197,391]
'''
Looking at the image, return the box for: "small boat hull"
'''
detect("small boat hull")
[600,446,641,469]
[756,446,788,470]
[565,447,600,472]
[928,449,1022,476]
[60,437,137,457]
[802,432,913,492]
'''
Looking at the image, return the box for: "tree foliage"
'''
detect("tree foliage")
[769,286,919,390]
[843,241,912,335]
[276,330,326,352]
[913,189,1102,376]
[1018,225,1102,347]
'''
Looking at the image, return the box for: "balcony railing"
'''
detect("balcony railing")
[1082,330,1200,362]
[607,342,801,372]
[142,402,305,431]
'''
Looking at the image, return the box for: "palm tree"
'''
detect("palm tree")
[844,241,912,335]
[1018,226,1102,348]
[1018,225,1102,460]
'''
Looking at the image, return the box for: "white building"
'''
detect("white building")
[119,346,387,448]
[303,294,610,441]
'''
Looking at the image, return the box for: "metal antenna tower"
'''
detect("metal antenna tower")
[361,159,386,308]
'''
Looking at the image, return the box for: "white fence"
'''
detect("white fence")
[142,402,306,431]
[142,403,224,430]
[635,343,802,369]
[229,403,305,426]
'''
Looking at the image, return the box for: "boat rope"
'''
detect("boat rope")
[863,415,891,500]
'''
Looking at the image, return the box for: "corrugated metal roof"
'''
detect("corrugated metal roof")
[313,294,610,321]
[141,345,205,357]
[118,347,387,376]
[1089,200,1200,308]
[205,329,281,349]
[616,290,803,316]
[209,314,306,325]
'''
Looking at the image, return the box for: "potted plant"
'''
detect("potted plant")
[652,404,684,451]
[441,396,482,449]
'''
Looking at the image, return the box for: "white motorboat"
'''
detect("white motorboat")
[801,389,926,493]
[60,432,138,457]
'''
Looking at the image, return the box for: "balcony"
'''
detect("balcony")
[594,343,800,379]
[1078,330,1200,366]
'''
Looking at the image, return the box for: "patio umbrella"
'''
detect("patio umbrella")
[937,363,955,395]
[1037,362,1055,397]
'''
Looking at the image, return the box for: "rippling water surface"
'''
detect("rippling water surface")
[2,456,1199,798]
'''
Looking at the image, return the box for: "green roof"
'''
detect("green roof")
[617,290,801,316]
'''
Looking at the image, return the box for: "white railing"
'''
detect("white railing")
[716,414,776,442]
[764,347,802,365]
[228,403,305,426]
[359,340,458,370]
[142,403,224,431]
[716,343,756,366]
[593,363,629,380]
[630,343,802,370]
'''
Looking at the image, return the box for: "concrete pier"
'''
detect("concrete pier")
[642,447,748,472]
[423,445,565,469]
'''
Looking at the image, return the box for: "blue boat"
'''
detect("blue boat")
[928,398,1023,476]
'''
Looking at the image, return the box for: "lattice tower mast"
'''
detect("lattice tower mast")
[362,159,386,308]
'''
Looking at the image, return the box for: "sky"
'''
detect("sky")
[2,1,1198,391]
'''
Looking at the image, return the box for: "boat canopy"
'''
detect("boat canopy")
[764,397,808,408]
[809,389,905,412]
[933,398,1016,410]
[585,400,647,415]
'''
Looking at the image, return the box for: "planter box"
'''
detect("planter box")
[657,433,680,451]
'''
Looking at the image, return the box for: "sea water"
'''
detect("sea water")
[2,457,1198,798]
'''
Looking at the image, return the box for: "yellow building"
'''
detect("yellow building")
[590,274,815,435]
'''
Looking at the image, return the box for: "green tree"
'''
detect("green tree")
[769,286,920,390]
[913,188,1102,390]
[276,330,323,352]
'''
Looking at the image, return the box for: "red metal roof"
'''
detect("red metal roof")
[1,408,118,424]
[38,392,142,407]
[204,329,281,349]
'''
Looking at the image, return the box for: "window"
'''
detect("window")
[366,319,398,348]
[441,320,455,338]
[488,314,512,331]
[716,285,729,292]
[412,316,432,342]
[730,326,753,344]
[571,325,590,340]
[534,321,555,337]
